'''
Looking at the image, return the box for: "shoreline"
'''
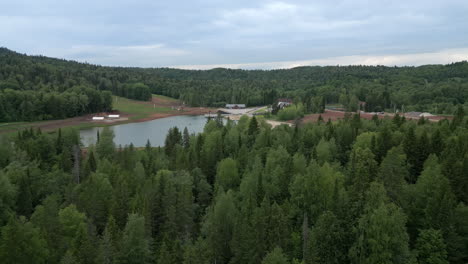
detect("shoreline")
[0,107,213,135]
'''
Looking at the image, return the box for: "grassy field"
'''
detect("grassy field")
[113,95,173,120]
[0,94,177,135]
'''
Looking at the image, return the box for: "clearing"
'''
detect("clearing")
[0,94,213,134]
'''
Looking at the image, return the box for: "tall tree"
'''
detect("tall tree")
[0,216,49,264]
[309,211,346,264]
[96,127,115,160]
[216,158,240,191]
[261,247,289,264]
[415,229,449,264]
[349,203,410,264]
[118,214,152,264]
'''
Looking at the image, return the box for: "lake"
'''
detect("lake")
[80,115,208,147]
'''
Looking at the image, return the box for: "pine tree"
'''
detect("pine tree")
[204,190,237,264]
[262,247,289,264]
[16,169,33,218]
[87,151,97,173]
[248,116,259,136]
[451,105,465,129]
[0,216,49,264]
[96,127,115,160]
[378,146,408,204]
[403,126,419,183]
[415,229,449,264]
[183,127,190,148]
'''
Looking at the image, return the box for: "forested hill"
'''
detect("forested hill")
[1,47,468,121]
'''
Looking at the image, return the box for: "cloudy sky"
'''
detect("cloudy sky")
[1,0,468,69]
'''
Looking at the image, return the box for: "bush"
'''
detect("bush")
[277,103,305,121]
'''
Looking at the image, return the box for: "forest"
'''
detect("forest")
[1,47,468,122]
[0,109,467,264]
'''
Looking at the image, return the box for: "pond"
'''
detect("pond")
[80,115,209,147]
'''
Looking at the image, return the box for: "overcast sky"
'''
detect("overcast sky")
[1,0,468,69]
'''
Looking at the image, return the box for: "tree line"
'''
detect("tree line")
[0,87,112,122]
[1,47,467,121]
[0,109,467,263]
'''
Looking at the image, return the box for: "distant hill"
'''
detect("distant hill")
[1,47,467,122]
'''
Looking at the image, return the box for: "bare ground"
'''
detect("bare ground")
[0,96,214,134]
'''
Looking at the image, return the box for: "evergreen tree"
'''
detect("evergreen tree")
[204,190,237,264]
[262,247,289,264]
[415,229,449,264]
[96,127,115,160]
[378,146,408,203]
[183,127,190,148]
[16,170,33,217]
[248,116,259,136]
[309,211,346,264]
[0,216,49,264]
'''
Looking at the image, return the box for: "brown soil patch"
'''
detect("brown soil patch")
[1,95,215,134]
[302,109,452,124]
[303,110,394,123]
[302,110,347,123]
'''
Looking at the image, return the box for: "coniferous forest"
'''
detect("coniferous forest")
[1,47,468,122]
[0,112,467,264]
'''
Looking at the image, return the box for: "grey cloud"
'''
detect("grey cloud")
[1,0,467,68]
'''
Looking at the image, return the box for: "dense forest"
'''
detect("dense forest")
[0,110,467,263]
[1,48,468,122]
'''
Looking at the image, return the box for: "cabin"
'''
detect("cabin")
[225,104,246,109]
[277,98,293,109]
[420,112,434,117]
[92,116,105,121]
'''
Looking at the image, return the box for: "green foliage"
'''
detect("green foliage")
[204,190,237,263]
[262,247,290,264]
[0,172,16,224]
[349,202,410,264]
[309,211,346,264]
[378,146,408,203]
[406,155,456,239]
[0,104,467,264]
[96,127,115,160]
[58,204,87,246]
[415,229,449,264]
[216,158,240,191]
[277,103,305,121]
[119,213,152,264]
[1,48,468,123]
[0,216,49,264]
[0,87,112,122]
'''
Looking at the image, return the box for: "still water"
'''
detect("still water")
[80,115,208,147]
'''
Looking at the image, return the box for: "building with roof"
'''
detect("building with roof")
[277,98,293,109]
[225,104,246,109]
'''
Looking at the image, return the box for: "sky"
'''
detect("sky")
[1,0,468,69]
